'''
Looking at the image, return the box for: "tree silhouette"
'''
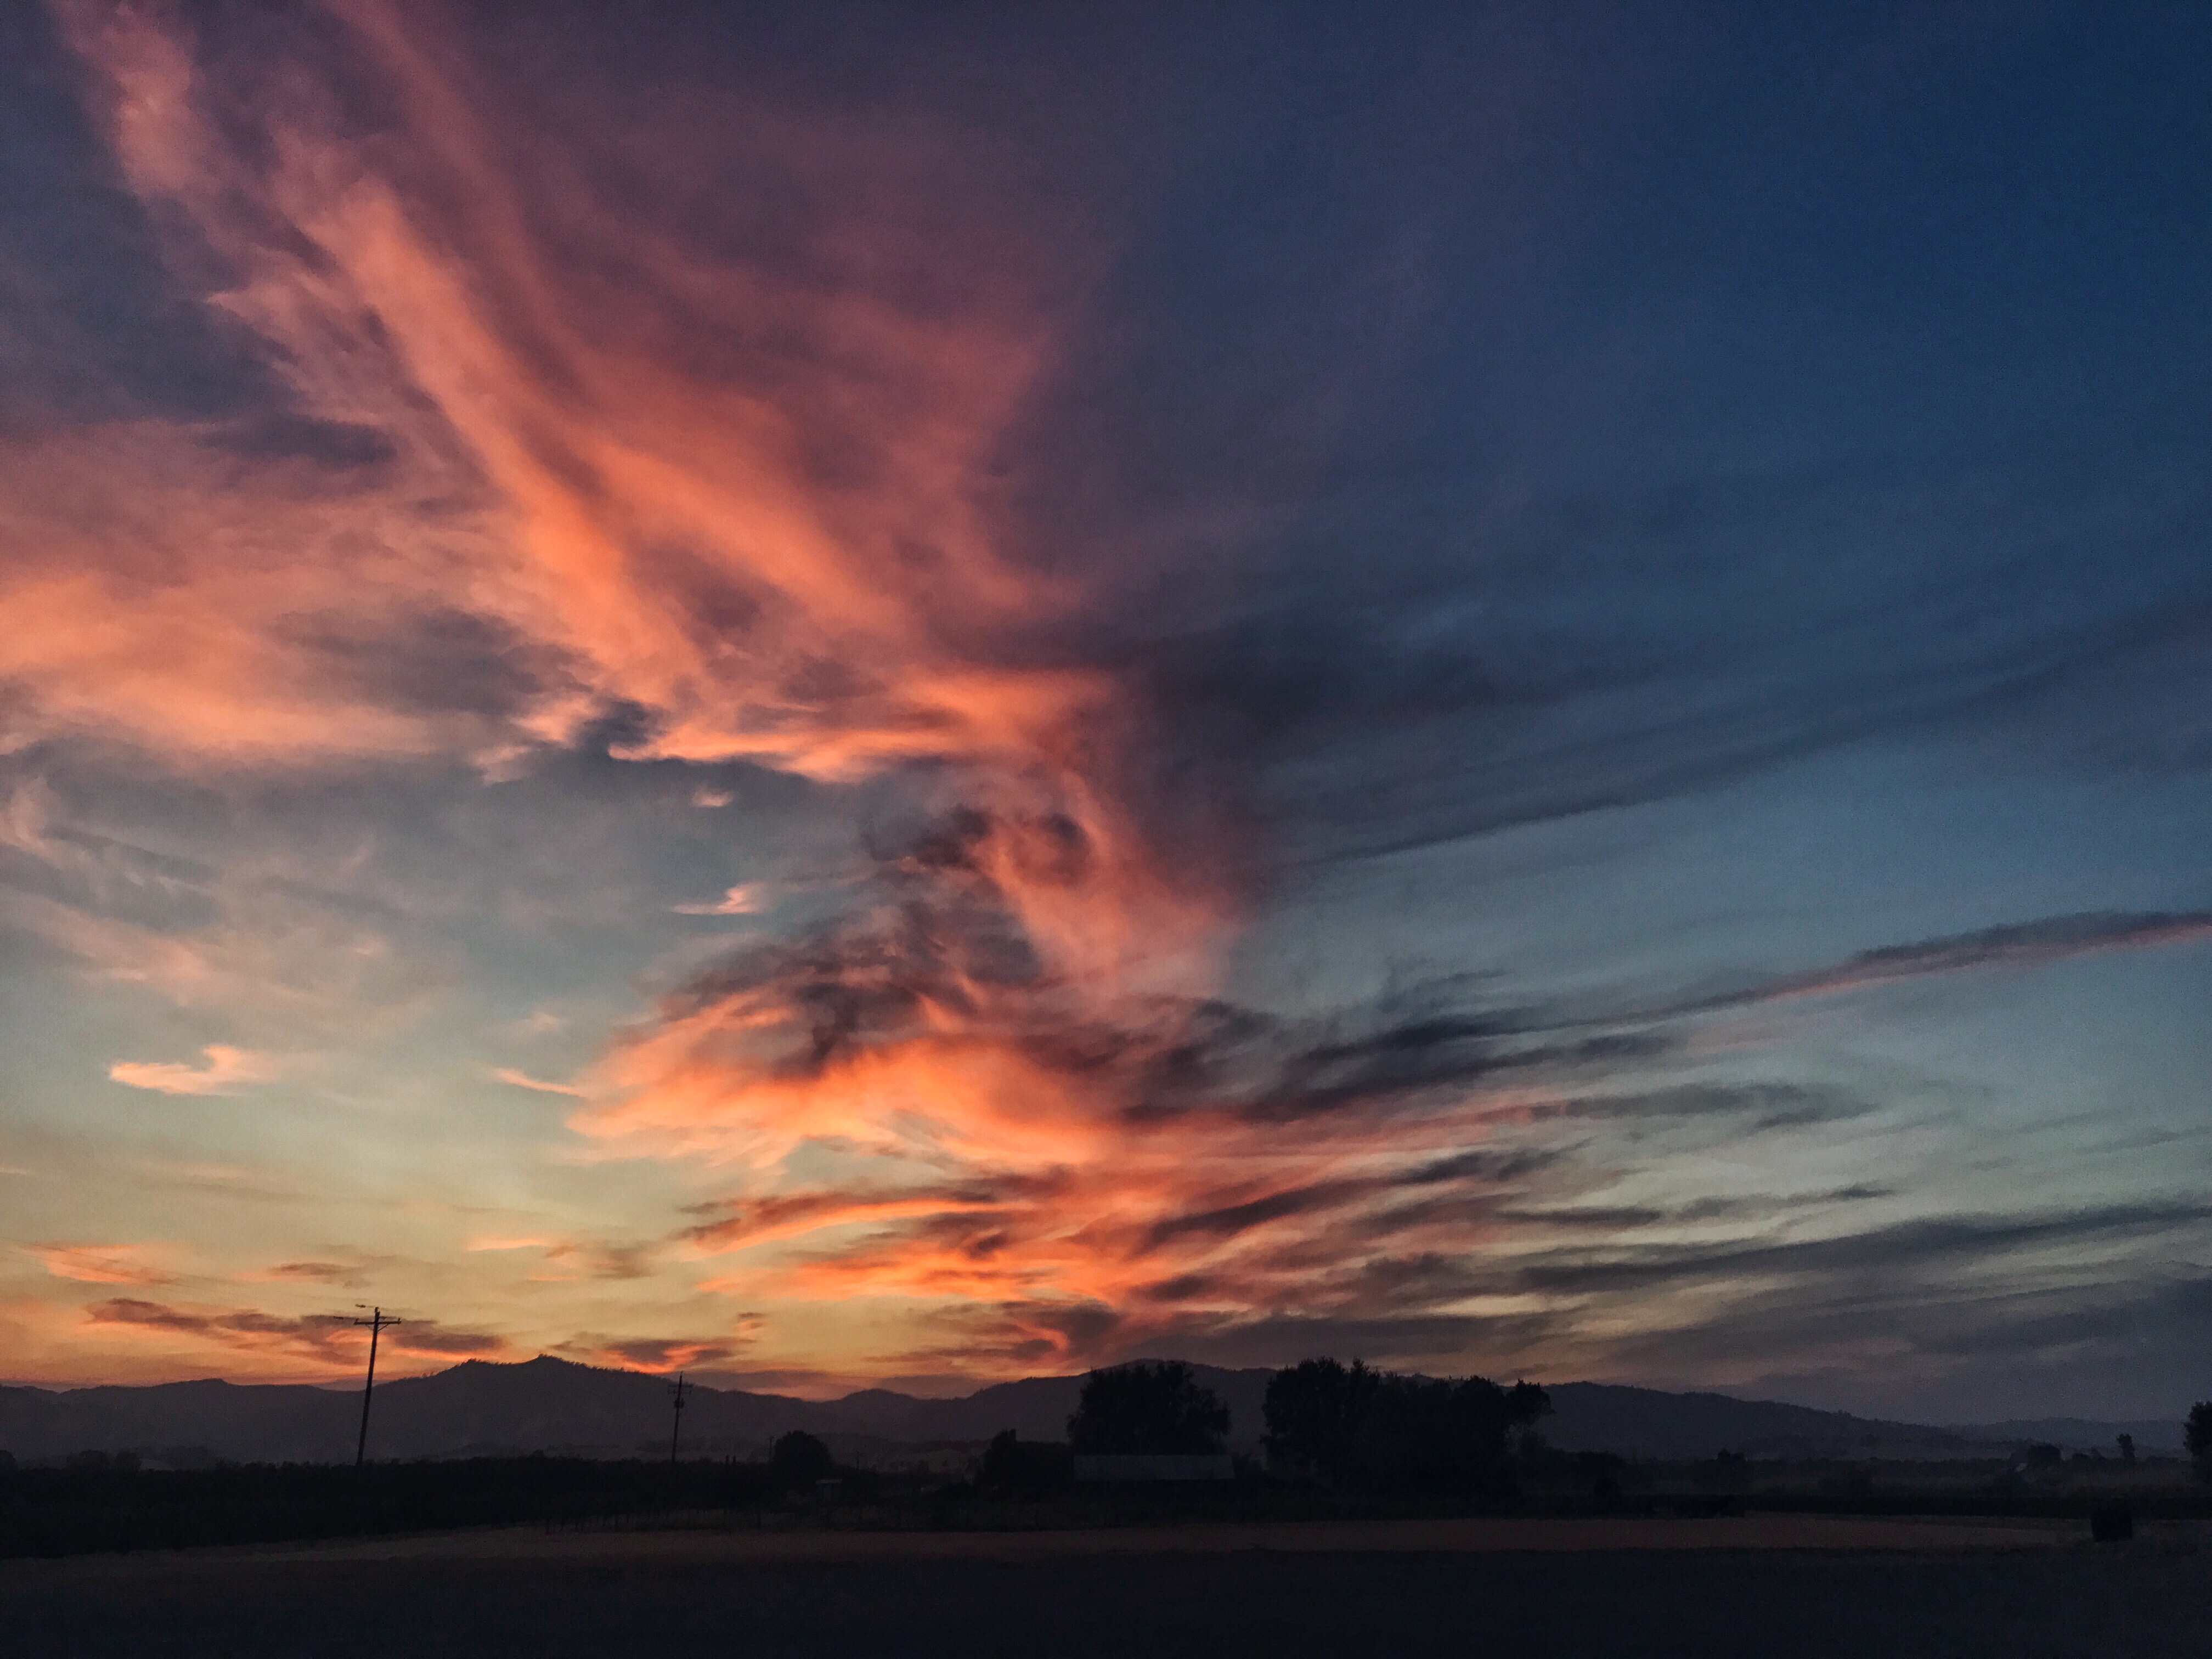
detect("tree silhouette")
[769,1430,834,1488]
[1264,1357,1380,1483]
[2117,1432,2135,1466]
[2186,1401,2212,1484]
[1067,1361,1229,1454]
[978,1428,1073,1496]
[981,1427,1024,1487]
[1261,1357,1548,1492]
[1357,1373,1549,1493]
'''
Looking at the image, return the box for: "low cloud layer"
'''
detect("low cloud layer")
[86,1297,507,1367]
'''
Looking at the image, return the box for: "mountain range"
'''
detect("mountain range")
[0,1357,2182,1466]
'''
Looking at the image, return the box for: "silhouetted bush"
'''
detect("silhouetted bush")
[2090,1506,2134,1542]
[978,1429,1074,1497]
[769,1431,834,1489]
[1692,1451,1750,1492]
[1068,1362,1228,1455]
[2187,1402,2212,1485]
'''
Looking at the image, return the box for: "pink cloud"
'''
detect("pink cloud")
[492,1067,585,1097]
[109,1045,280,1096]
[27,1243,183,1286]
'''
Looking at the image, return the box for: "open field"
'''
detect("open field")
[5,1516,2208,1658]
[121,1510,2099,1561]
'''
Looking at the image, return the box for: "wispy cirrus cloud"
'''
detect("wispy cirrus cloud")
[86,1296,506,1367]
[1639,911,2212,1024]
[490,1067,585,1097]
[466,1235,654,1280]
[555,1333,752,1374]
[26,1242,182,1286]
[109,1043,280,1096]
[672,883,774,917]
[240,1261,362,1286]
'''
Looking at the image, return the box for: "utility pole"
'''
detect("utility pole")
[350,1306,402,1468]
[669,1372,691,1466]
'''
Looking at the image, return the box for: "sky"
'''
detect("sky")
[0,0,2207,1424]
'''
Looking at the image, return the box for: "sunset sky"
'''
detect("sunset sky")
[1,2,2207,1422]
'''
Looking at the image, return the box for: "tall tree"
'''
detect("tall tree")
[769,1430,834,1488]
[1067,1361,1229,1454]
[1264,1357,1380,1483]
[2186,1402,2212,1483]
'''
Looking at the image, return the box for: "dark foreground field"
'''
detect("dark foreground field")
[5,1519,2209,1658]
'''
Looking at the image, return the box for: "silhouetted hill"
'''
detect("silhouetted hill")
[1539,1383,1997,1460]
[0,1360,843,1464]
[1945,1417,2185,1454]
[13,1357,2172,1465]
[0,1359,1271,1463]
[815,1366,1278,1446]
[0,1378,358,1464]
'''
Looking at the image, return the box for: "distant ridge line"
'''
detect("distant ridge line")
[0,1356,2186,1464]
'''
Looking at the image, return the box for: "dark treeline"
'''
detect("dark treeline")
[0,1432,862,1560]
[970,1357,1547,1498]
[1262,1358,1549,1492]
[9,1369,2208,1558]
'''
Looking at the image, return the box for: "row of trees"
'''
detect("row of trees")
[1049,1357,1550,1492]
[1262,1358,1550,1491]
[1064,1370,2212,1489]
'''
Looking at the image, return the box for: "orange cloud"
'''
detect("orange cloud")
[557,1334,749,1374]
[27,1243,183,1286]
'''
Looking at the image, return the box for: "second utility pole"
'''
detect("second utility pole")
[351,1306,402,1468]
[669,1372,691,1465]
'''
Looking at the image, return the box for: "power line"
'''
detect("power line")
[349,1306,403,1469]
